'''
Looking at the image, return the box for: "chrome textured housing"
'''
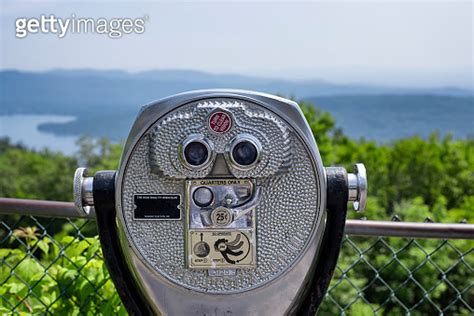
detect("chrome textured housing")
[114,90,327,315]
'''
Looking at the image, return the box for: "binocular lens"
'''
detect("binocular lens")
[232,141,258,166]
[184,141,209,166]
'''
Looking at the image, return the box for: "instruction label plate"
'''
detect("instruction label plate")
[188,230,255,268]
[134,194,181,220]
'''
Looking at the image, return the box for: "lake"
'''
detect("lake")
[1,95,473,157]
[0,115,80,155]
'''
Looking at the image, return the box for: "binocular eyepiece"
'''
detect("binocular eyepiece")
[74,90,367,315]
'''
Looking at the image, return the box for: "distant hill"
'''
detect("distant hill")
[0,69,473,142]
[1,69,473,115]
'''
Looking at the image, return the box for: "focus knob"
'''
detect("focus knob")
[73,167,94,216]
[347,163,368,211]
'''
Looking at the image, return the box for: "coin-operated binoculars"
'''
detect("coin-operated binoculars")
[74,90,367,315]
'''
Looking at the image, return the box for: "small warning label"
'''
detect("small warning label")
[191,179,250,186]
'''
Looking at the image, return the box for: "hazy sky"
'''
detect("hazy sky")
[0,1,472,88]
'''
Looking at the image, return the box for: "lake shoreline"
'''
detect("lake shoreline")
[0,114,80,155]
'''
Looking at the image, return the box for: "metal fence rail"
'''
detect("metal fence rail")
[0,199,473,315]
[1,198,473,239]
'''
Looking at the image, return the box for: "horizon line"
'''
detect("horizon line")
[1,67,473,92]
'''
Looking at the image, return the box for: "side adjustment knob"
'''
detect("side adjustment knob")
[73,167,94,216]
[347,163,367,212]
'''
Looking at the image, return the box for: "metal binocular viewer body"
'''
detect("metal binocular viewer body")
[74,90,367,315]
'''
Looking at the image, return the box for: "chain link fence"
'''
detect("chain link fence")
[0,215,472,315]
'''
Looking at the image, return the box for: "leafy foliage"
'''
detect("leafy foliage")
[300,101,474,218]
[301,101,474,315]
[0,223,126,315]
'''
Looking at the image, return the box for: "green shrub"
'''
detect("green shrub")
[0,225,125,315]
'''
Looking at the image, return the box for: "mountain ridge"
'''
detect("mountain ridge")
[1,69,472,143]
[1,69,472,111]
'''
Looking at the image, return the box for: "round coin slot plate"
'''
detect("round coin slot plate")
[211,207,232,227]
